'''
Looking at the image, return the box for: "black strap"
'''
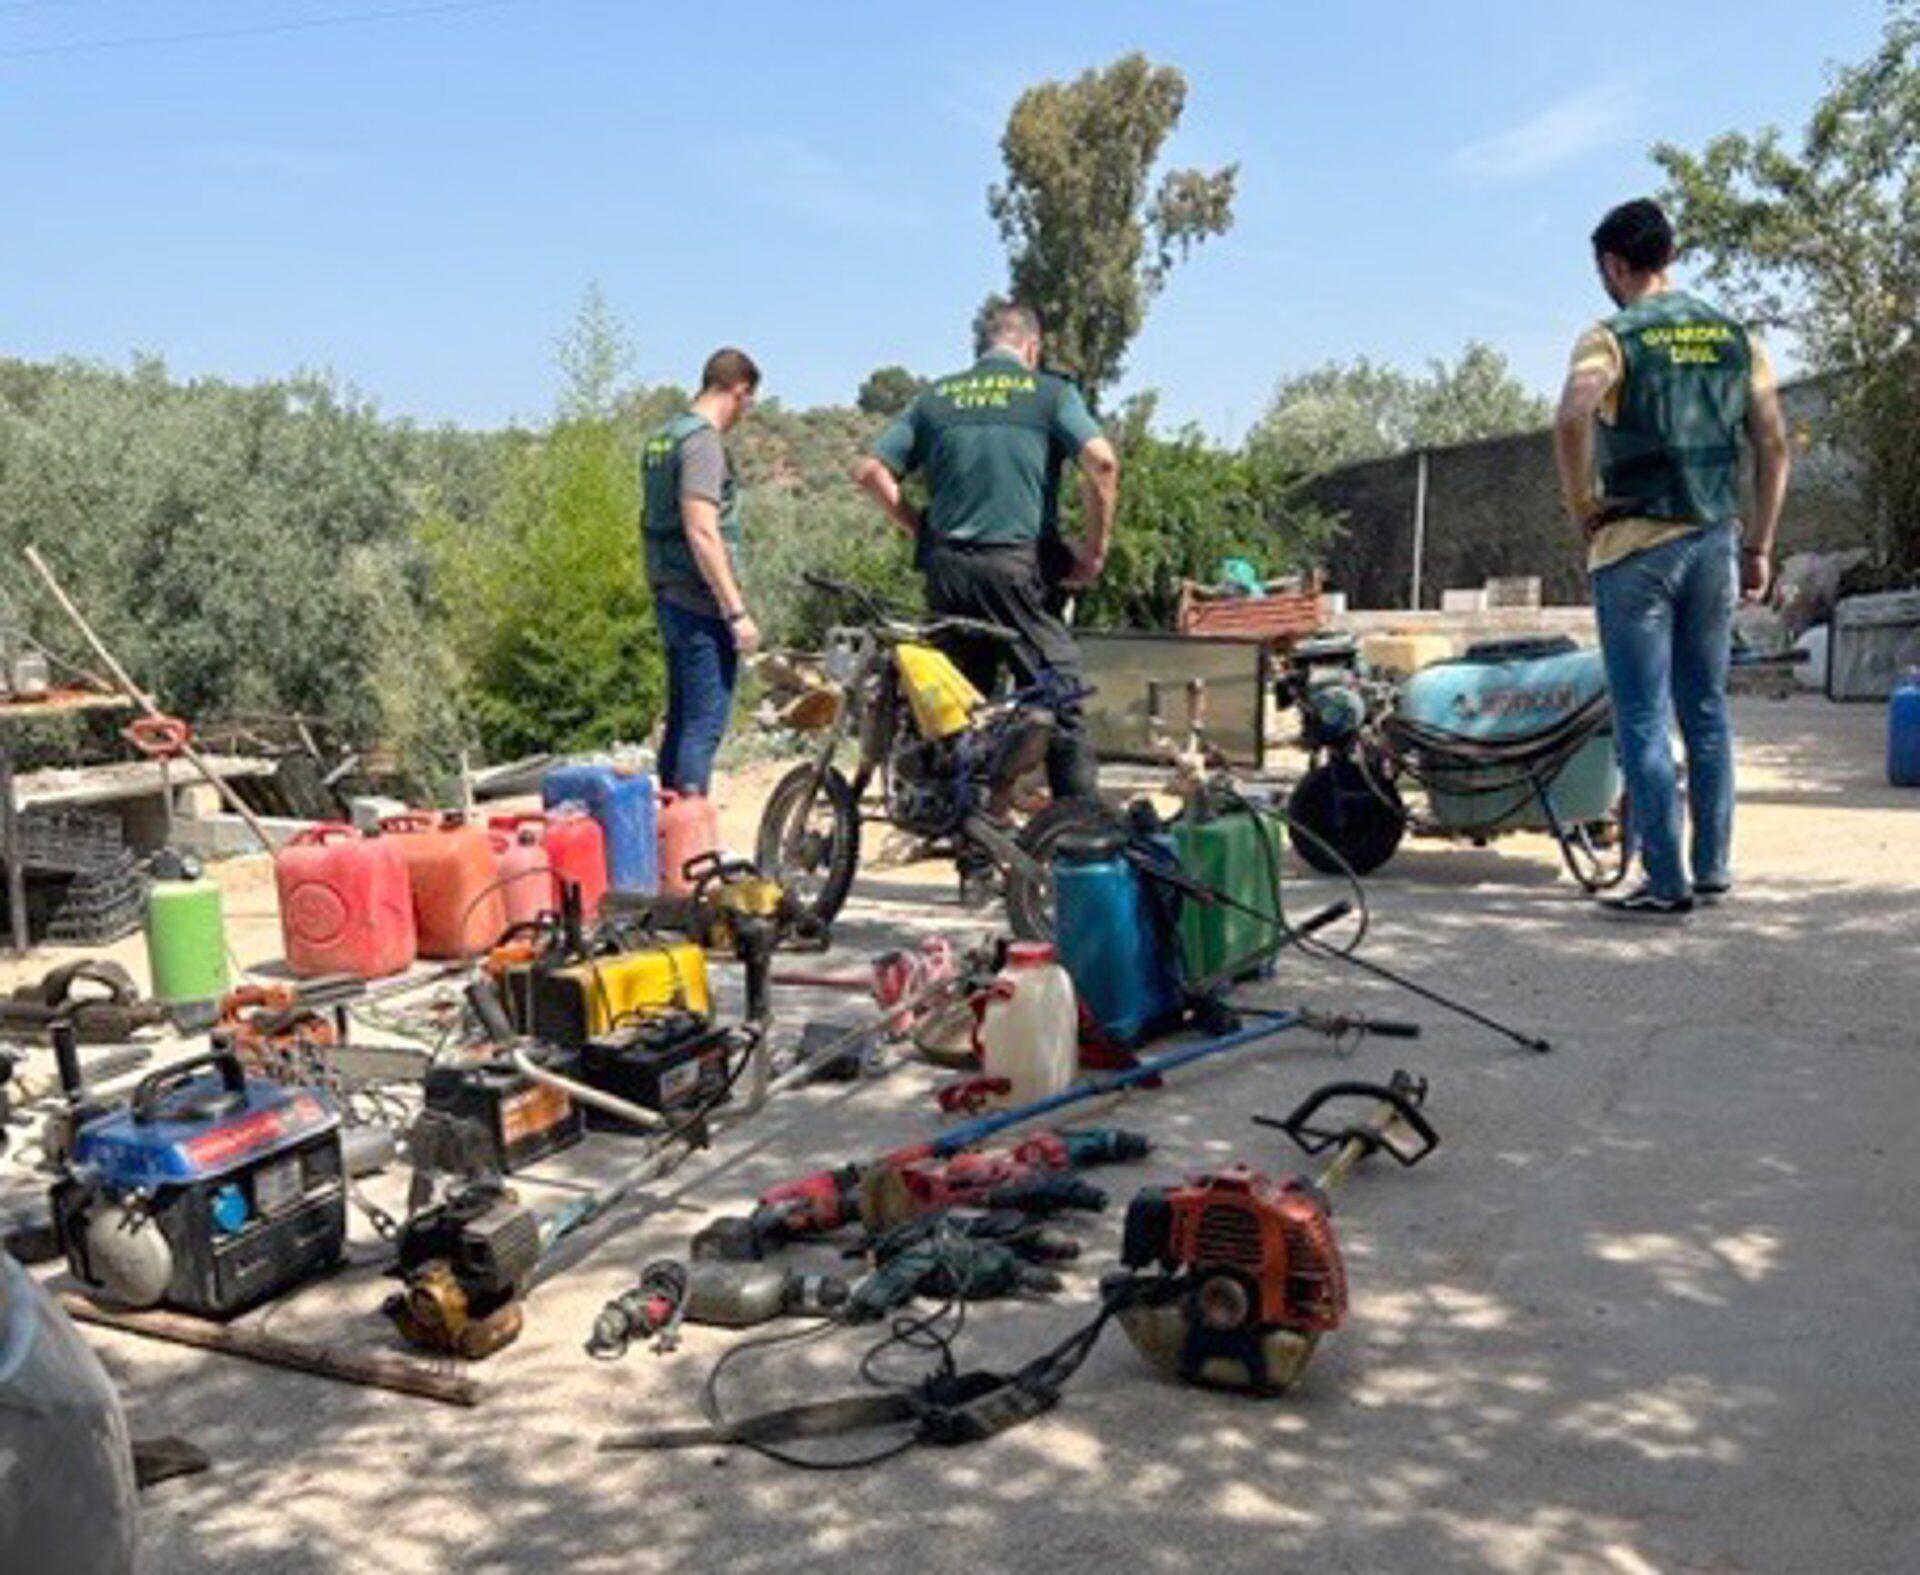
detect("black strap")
[600,1392,919,1452]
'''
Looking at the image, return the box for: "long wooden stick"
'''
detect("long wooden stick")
[23,545,279,854]
[60,1294,482,1408]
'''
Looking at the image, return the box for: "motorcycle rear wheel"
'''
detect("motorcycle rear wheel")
[1003,797,1121,942]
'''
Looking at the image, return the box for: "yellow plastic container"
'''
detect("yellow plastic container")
[1361,633,1455,680]
[895,643,983,740]
[507,940,712,1046]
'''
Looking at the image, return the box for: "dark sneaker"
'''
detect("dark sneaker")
[1598,885,1694,919]
[1693,880,1731,906]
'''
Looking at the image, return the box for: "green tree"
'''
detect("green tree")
[1654,1,1920,574]
[1415,343,1555,448]
[856,365,925,417]
[555,282,631,421]
[1247,359,1419,472]
[1072,428,1338,630]
[1248,342,1551,471]
[0,355,466,779]
[425,293,663,759]
[988,54,1237,399]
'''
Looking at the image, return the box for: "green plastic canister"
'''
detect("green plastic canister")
[1171,804,1286,986]
[145,856,229,1012]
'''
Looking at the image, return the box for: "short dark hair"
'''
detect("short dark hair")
[977,300,1042,355]
[701,347,761,394]
[1591,199,1675,273]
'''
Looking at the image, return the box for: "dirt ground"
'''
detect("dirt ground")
[6,693,1918,1574]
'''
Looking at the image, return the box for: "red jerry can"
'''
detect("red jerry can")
[541,804,608,921]
[275,824,417,979]
[657,790,720,897]
[381,812,510,959]
[488,816,554,931]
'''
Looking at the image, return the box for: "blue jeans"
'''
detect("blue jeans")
[655,598,738,794]
[1591,521,1738,900]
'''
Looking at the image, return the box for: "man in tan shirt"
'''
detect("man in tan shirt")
[1555,198,1791,918]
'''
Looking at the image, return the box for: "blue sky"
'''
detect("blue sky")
[0,0,1891,439]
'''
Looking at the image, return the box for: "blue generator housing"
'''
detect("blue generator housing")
[53,1051,346,1318]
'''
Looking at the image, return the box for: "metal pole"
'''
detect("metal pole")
[0,740,25,956]
[23,546,278,855]
[1410,448,1429,611]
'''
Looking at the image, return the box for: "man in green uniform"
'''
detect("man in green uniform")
[1555,198,1791,918]
[852,303,1119,808]
[642,347,760,795]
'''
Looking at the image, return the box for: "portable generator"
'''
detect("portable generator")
[52,1049,346,1318]
[578,1010,734,1133]
[1109,1073,1437,1395]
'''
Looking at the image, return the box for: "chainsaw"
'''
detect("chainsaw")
[1107,1070,1437,1395]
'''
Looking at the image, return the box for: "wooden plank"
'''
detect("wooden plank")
[16,755,273,811]
[60,1295,483,1408]
[0,689,132,725]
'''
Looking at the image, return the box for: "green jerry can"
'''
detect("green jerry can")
[1171,801,1287,987]
[145,850,230,1027]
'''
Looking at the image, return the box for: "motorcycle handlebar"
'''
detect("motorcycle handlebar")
[806,572,1018,647]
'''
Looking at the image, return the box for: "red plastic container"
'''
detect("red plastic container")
[541,804,608,921]
[488,816,554,931]
[657,790,719,897]
[275,824,417,979]
[381,812,509,959]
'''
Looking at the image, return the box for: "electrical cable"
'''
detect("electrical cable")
[697,1227,990,1471]
[0,0,525,61]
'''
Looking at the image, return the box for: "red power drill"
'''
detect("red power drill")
[693,1128,1149,1259]
[690,1162,867,1261]
[862,1151,1109,1231]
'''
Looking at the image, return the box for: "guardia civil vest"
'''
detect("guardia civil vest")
[916,359,1080,545]
[1596,292,1752,526]
[641,411,742,592]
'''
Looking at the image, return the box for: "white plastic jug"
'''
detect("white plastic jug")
[973,941,1079,1108]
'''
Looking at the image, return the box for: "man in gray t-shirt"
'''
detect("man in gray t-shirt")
[641,347,760,793]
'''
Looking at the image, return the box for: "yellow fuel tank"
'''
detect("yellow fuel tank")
[896,642,984,740]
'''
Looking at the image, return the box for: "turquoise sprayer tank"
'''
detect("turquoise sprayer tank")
[1052,828,1183,1047]
[541,759,659,894]
[1395,641,1619,833]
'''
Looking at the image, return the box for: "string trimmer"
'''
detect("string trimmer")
[1108,1070,1436,1394]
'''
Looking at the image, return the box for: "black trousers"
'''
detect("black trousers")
[919,539,1098,801]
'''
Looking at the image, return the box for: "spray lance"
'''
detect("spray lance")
[1120,820,1551,1054]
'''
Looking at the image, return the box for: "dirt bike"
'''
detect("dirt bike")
[755,573,1110,939]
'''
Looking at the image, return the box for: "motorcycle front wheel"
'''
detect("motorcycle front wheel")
[756,763,861,926]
